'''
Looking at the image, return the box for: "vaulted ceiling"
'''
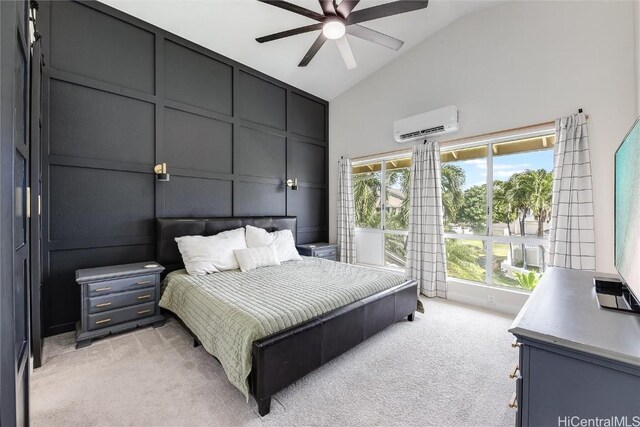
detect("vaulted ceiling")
[100,0,504,100]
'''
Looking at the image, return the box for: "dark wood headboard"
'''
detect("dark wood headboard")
[156,216,297,274]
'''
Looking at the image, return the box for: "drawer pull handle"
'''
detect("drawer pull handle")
[508,392,517,409]
[95,302,112,308]
[509,364,519,379]
[137,294,152,300]
[95,318,111,325]
[137,280,151,285]
[511,340,521,348]
[138,309,151,315]
[95,287,111,292]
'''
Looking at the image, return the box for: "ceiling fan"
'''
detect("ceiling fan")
[256,0,429,69]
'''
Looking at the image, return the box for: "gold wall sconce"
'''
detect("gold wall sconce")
[285,178,299,191]
[154,163,170,182]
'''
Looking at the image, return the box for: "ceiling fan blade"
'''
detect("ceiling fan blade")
[336,0,360,18]
[346,1,429,25]
[336,36,357,69]
[299,33,328,67]
[346,24,404,50]
[256,23,323,43]
[318,0,335,15]
[259,0,325,22]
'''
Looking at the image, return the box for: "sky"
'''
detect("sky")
[453,149,554,189]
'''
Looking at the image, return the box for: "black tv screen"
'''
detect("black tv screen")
[615,117,640,305]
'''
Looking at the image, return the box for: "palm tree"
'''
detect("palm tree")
[506,169,554,268]
[493,179,519,262]
[445,239,484,282]
[526,169,553,237]
[493,180,519,236]
[441,164,465,226]
[386,168,411,230]
[353,172,381,228]
[508,169,553,237]
[508,171,536,268]
[507,172,533,237]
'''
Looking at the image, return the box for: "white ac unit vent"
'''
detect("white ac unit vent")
[393,106,459,143]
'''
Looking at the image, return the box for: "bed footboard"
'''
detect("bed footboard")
[250,279,418,416]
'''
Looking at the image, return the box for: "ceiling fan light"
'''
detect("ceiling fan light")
[322,18,346,40]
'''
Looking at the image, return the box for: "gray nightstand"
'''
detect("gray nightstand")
[75,261,165,348]
[296,243,338,261]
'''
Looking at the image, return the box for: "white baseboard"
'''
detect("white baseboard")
[446,279,530,316]
[352,262,529,316]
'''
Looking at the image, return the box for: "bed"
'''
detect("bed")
[156,216,418,416]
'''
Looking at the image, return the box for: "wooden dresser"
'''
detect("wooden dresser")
[509,267,640,426]
[75,262,165,348]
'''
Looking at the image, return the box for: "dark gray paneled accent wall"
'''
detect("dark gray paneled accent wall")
[39,0,329,336]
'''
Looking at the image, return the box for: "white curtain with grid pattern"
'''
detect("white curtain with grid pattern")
[548,112,596,270]
[405,142,447,298]
[337,158,357,264]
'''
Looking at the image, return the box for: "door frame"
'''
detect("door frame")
[0,0,32,425]
[30,15,44,370]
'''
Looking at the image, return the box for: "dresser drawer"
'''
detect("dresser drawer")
[88,274,157,297]
[88,288,156,314]
[88,302,156,331]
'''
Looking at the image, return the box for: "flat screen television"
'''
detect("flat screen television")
[596,117,640,314]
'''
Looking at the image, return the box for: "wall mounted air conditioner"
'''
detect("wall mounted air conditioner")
[393,105,460,143]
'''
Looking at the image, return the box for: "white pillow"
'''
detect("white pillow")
[234,244,280,272]
[175,227,246,275]
[245,225,302,262]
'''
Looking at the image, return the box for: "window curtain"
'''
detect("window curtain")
[337,157,356,264]
[548,112,596,270]
[405,142,447,298]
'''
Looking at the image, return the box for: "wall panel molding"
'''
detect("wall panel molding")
[48,155,153,174]
[40,0,328,336]
[48,236,155,251]
[163,99,234,124]
[164,38,233,115]
[49,1,155,93]
[49,79,155,164]
[46,69,158,104]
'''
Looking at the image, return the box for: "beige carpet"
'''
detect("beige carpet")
[31,298,518,427]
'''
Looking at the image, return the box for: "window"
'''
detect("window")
[441,133,555,291]
[353,156,411,269]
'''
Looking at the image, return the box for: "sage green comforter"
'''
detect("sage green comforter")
[159,257,407,399]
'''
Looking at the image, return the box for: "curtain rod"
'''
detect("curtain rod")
[350,114,589,162]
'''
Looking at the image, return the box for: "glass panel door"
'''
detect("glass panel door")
[353,156,411,270]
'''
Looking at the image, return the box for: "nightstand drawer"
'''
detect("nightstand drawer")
[88,274,157,297]
[88,288,156,314]
[316,252,337,261]
[315,248,337,258]
[88,302,156,331]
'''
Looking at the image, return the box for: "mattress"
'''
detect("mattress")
[159,256,407,399]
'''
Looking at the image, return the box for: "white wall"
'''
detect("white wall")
[447,280,529,316]
[329,0,637,275]
[635,0,640,116]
